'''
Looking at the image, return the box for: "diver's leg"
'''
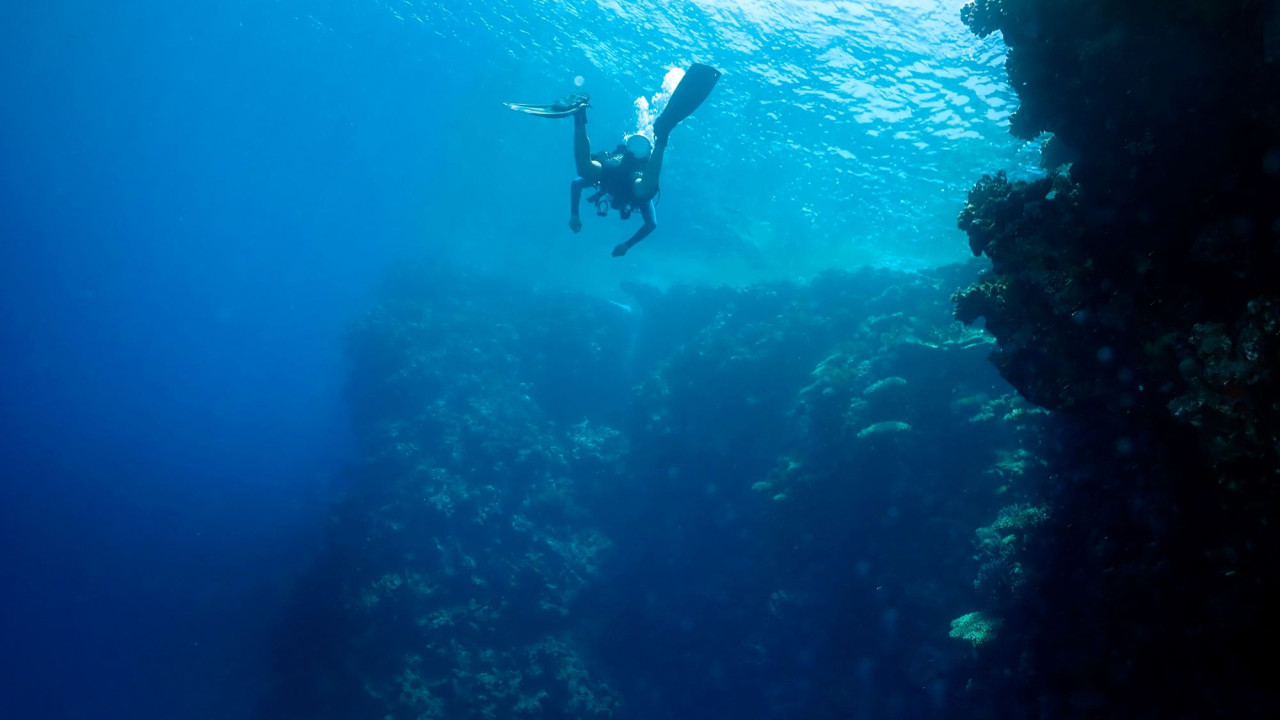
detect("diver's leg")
[574,110,602,182]
[634,136,666,201]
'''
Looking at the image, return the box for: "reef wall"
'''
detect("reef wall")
[258,263,1047,720]
[954,0,1280,716]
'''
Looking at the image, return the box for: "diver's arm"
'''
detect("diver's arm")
[571,177,589,215]
[612,200,657,257]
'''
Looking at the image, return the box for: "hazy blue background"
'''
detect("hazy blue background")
[0,1,1021,717]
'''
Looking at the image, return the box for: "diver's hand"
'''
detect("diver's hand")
[611,243,628,257]
[569,216,582,233]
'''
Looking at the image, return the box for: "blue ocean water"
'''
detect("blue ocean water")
[1,2,1032,718]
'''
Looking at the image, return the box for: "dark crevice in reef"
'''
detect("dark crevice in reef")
[952,1,1280,717]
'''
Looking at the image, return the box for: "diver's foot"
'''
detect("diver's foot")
[611,243,628,257]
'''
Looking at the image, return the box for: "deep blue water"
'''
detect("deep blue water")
[2,2,1025,718]
[0,2,427,716]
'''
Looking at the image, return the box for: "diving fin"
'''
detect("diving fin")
[653,64,721,141]
[504,92,590,118]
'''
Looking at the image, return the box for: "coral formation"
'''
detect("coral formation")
[971,503,1047,605]
[948,611,1002,648]
[953,0,1280,715]
[260,263,1047,719]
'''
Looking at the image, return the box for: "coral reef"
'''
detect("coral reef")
[954,0,1280,716]
[261,268,629,720]
[614,266,1045,718]
[260,263,1047,720]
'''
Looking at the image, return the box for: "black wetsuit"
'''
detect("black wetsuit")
[571,152,657,252]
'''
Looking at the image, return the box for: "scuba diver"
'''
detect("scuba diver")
[505,64,720,257]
